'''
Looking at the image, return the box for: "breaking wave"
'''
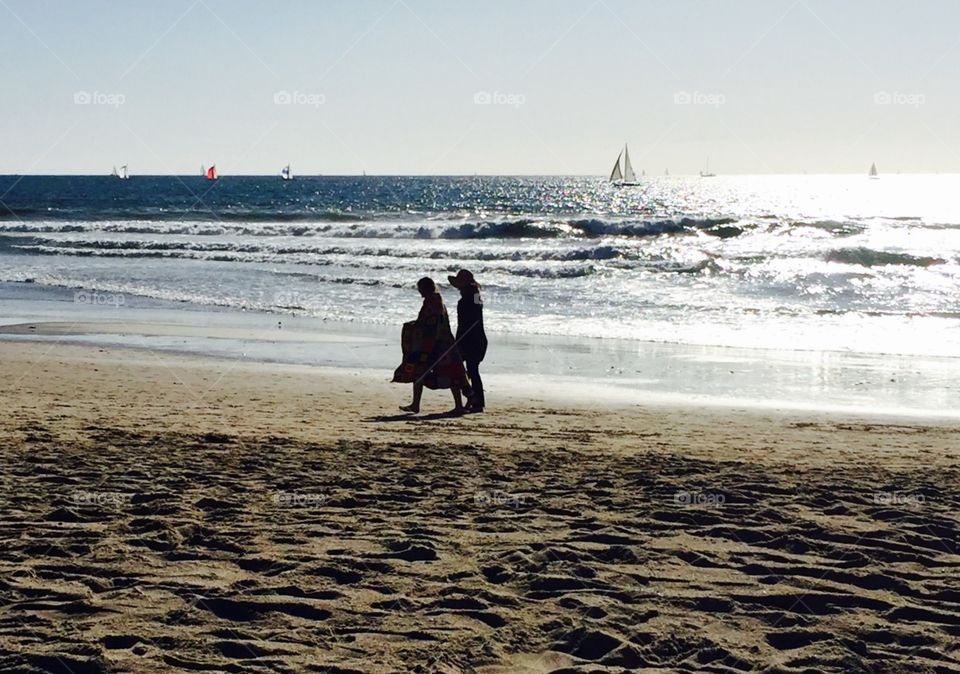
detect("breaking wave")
[825,247,946,268]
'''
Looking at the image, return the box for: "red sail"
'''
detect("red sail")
[206,165,216,180]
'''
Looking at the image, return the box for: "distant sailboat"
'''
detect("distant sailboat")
[280,164,292,181]
[700,158,716,178]
[608,143,640,186]
[110,166,117,178]
[205,165,217,181]
[118,164,129,180]
[869,162,879,179]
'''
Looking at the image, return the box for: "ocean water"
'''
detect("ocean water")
[1,174,958,358]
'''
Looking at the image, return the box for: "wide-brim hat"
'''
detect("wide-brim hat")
[448,269,476,288]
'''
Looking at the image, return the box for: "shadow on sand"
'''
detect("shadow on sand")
[364,410,466,423]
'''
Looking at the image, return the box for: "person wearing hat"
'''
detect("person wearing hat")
[448,269,487,412]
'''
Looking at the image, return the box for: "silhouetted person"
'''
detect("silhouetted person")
[448,269,487,412]
[392,277,466,414]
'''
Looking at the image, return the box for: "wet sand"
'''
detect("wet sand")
[0,340,958,673]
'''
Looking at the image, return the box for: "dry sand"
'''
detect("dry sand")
[0,340,958,673]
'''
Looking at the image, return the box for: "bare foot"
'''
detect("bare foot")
[399,404,419,414]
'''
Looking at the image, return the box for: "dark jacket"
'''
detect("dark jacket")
[456,287,488,361]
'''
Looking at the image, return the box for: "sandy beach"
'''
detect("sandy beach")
[1,339,958,673]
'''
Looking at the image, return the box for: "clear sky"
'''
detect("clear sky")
[1,0,958,175]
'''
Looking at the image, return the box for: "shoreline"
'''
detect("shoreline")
[2,339,958,456]
[2,310,959,420]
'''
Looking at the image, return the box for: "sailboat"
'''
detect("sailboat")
[869,162,879,179]
[608,143,640,186]
[699,157,716,178]
[204,165,217,181]
[111,165,130,180]
[280,164,292,181]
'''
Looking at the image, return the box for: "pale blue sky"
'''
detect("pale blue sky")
[1,0,958,174]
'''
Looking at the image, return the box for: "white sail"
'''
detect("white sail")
[119,165,128,180]
[700,157,716,177]
[609,151,623,182]
[623,144,637,183]
[281,164,291,180]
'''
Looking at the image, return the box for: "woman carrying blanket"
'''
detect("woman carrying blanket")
[393,277,466,414]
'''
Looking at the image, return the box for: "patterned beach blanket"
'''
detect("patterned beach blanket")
[392,296,465,390]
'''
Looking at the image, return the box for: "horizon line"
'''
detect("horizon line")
[0,171,953,178]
